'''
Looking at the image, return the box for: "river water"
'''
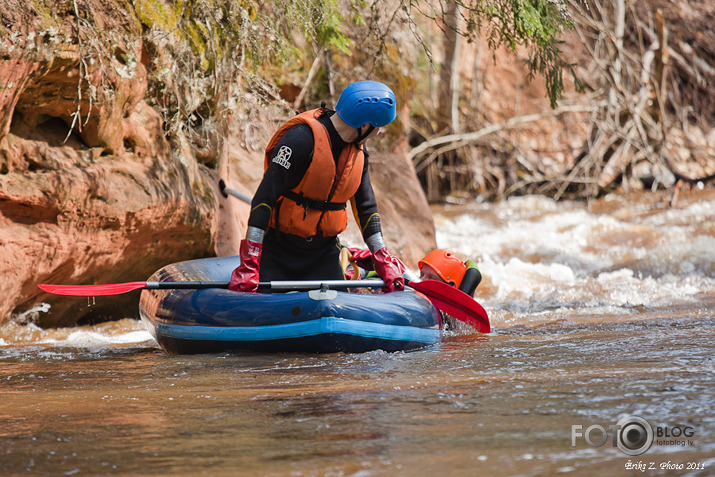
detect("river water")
[1,190,713,476]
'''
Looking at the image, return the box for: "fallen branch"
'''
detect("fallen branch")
[410,104,601,172]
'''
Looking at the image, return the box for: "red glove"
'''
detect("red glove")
[371,248,406,292]
[348,248,374,270]
[228,240,262,292]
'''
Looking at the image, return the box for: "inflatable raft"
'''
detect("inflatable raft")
[139,257,442,354]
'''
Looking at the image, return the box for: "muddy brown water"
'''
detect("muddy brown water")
[1,191,713,476]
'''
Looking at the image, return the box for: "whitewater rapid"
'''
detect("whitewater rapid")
[434,192,715,326]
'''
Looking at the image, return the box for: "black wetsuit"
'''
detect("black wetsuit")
[248,109,382,282]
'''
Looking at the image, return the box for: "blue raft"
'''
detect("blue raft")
[139,257,442,354]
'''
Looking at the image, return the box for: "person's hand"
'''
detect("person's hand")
[228,240,262,292]
[371,248,406,292]
[348,248,374,270]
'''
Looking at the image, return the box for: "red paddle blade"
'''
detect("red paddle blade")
[409,279,490,333]
[38,281,149,297]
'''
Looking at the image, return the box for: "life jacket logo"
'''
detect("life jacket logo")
[272,146,292,169]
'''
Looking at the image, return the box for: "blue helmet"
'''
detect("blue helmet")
[335,81,397,128]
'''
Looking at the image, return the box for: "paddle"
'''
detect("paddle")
[37,278,490,332]
[218,179,253,204]
[37,279,385,296]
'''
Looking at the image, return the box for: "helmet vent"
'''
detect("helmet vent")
[335,81,397,128]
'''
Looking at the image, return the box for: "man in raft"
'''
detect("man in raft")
[344,247,482,297]
[417,249,481,297]
[228,81,406,293]
[343,247,482,329]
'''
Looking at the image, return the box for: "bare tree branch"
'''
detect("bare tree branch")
[410,104,600,173]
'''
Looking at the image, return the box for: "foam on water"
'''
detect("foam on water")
[435,194,715,324]
[0,318,154,354]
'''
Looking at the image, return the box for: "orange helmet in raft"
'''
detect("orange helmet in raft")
[418,249,482,296]
[418,249,468,287]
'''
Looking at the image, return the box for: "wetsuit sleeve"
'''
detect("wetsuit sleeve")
[247,124,314,230]
[351,149,382,240]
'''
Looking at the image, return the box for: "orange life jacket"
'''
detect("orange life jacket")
[265,109,364,238]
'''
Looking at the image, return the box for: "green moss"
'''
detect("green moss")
[134,0,178,31]
[134,0,224,73]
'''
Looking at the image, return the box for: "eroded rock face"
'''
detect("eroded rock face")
[0,103,217,327]
[0,8,217,326]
